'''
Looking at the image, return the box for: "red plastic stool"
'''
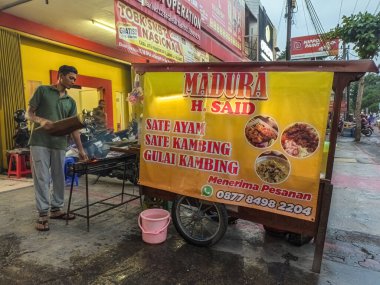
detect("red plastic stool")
[7,152,32,178]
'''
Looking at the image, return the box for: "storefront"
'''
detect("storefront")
[114,0,247,63]
[0,26,133,169]
[20,37,133,128]
[0,0,248,169]
[245,1,278,61]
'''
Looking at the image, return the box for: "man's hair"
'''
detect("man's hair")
[58,65,78,77]
[99,99,105,104]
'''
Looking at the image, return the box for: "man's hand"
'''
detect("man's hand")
[78,150,88,161]
[26,106,53,130]
[71,130,89,161]
[39,118,54,130]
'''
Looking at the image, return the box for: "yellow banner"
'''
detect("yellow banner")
[139,71,333,221]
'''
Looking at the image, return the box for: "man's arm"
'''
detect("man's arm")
[25,105,54,130]
[71,130,88,161]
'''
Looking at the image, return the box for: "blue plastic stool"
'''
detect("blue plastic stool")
[64,157,79,186]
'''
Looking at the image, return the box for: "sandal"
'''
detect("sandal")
[36,219,49,231]
[50,211,75,220]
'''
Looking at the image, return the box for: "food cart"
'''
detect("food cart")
[132,60,378,273]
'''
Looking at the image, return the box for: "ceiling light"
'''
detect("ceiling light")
[92,20,116,34]
[156,95,184,102]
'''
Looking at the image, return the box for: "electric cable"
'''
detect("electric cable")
[277,0,286,36]
[365,0,371,11]
[305,0,325,36]
[352,0,358,14]
[304,0,333,55]
[337,0,343,26]
[375,1,380,13]
[301,0,310,36]
[349,51,359,59]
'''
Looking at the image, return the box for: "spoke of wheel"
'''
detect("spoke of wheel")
[181,204,196,212]
[204,214,216,223]
[187,221,197,234]
[201,211,216,238]
[180,216,194,228]
[184,197,194,207]
[201,223,214,237]
[179,197,220,240]
[202,205,213,212]
[180,206,195,221]
[180,200,198,213]
[190,220,198,237]
[180,203,197,236]
[197,200,203,212]
[202,214,218,228]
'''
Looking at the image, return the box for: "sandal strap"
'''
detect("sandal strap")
[36,219,49,231]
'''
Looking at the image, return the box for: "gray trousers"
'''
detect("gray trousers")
[30,146,66,216]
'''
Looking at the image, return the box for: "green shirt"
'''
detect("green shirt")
[29,85,77,150]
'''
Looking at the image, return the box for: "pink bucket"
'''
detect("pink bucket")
[138,209,171,244]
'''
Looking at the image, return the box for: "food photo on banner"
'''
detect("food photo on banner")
[138,70,333,222]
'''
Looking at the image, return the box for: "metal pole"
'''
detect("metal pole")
[342,42,347,60]
[312,182,333,273]
[345,45,350,119]
[286,0,293,60]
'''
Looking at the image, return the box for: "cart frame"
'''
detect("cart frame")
[134,60,378,273]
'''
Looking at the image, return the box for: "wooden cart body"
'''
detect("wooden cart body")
[133,60,378,272]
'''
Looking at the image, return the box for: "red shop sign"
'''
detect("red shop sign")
[123,0,202,44]
[291,34,339,60]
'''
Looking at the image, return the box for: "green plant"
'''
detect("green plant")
[328,12,380,141]
[328,12,380,59]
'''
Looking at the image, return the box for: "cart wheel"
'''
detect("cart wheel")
[362,128,373,137]
[207,210,238,225]
[286,232,313,246]
[263,225,287,238]
[172,195,228,247]
[227,216,239,224]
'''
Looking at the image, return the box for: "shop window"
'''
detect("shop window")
[27,80,42,102]
[115,91,126,131]
[67,87,100,114]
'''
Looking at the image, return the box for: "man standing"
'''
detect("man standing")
[92,99,107,130]
[27,65,88,231]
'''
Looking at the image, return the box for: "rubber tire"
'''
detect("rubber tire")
[263,225,287,238]
[206,211,238,224]
[286,232,313,246]
[362,128,373,137]
[227,216,239,224]
[172,195,228,247]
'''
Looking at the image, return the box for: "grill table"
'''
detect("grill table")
[65,155,141,231]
